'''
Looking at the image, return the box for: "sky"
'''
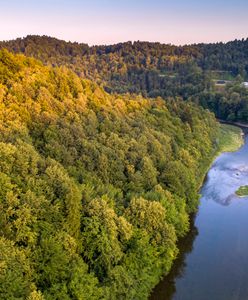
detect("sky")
[0,0,248,45]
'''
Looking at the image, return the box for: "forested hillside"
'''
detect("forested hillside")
[1,35,248,122]
[0,49,219,299]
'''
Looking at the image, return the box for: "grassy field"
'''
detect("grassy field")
[217,124,244,153]
[236,186,248,197]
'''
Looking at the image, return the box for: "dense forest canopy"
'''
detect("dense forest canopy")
[1,35,248,122]
[0,49,220,299]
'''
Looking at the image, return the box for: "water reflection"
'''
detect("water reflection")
[151,133,248,300]
[150,218,198,300]
[202,136,248,206]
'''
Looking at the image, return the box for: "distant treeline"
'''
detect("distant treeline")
[1,35,248,122]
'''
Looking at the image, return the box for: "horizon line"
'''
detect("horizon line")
[1,34,248,48]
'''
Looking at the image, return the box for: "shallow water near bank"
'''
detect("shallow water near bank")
[151,135,248,300]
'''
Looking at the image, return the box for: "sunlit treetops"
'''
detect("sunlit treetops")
[0,49,219,299]
[2,35,248,122]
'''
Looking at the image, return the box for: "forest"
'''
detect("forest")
[1,36,248,122]
[0,49,222,299]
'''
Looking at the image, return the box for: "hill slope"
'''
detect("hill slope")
[0,49,220,299]
[2,35,248,122]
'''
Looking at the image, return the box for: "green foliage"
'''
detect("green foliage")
[81,199,132,279]
[196,83,248,122]
[0,237,32,299]
[216,124,243,153]
[0,49,220,299]
[236,185,248,197]
[2,36,248,122]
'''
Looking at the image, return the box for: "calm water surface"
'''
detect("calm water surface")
[151,135,248,300]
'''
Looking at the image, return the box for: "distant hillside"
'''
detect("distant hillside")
[1,35,248,72]
[1,35,248,122]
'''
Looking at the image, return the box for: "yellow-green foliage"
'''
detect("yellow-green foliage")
[2,36,248,123]
[236,185,248,197]
[0,49,219,299]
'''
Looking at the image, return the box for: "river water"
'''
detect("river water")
[151,134,248,300]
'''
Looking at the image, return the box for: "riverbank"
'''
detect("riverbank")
[217,124,244,153]
[219,119,248,129]
[150,123,244,299]
[197,123,243,192]
[151,128,248,300]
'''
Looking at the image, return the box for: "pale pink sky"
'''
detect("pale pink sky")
[1,0,247,45]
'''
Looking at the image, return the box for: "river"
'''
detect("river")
[151,133,248,300]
